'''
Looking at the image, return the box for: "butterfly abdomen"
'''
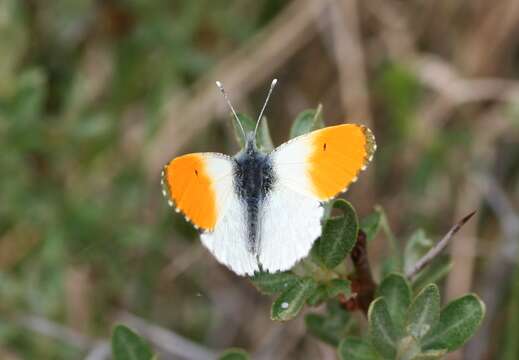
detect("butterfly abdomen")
[233,145,275,254]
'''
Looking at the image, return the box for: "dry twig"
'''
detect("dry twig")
[117,312,218,360]
[406,211,477,279]
[83,341,110,360]
[14,314,94,350]
[326,0,373,126]
[346,230,377,314]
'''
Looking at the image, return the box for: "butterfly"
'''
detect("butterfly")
[161,79,376,276]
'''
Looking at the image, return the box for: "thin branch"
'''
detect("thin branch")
[346,230,377,314]
[83,341,110,360]
[14,314,94,350]
[326,0,373,126]
[415,55,519,105]
[116,311,218,360]
[406,211,477,279]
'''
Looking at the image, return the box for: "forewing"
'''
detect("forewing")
[162,153,233,230]
[271,124,376,201]
[257,124,376,272]
[162,152,259,275]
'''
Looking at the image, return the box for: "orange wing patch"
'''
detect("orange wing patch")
[162,154,217,231]
[308,124,376,200]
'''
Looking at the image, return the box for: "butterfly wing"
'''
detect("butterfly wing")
[258,124,376,272]
[162,153,259,275]
[259,185,324,272]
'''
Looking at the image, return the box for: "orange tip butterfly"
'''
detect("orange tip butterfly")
[161,79,376,276]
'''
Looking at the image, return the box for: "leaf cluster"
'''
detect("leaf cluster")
[110,107,486,360]
[242,108,485,359]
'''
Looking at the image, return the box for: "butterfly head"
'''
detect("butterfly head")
[244,131,258,154]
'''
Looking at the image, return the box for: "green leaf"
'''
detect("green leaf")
[396,336,421,360]
[368,298,398,359]
[112,325,154,360]
[404,229,433,275]
[422,294,485,352]
[412,256,452,292]
[318,199,359,269]
[306,284,328,306]
[307,278,352,306]
[406,284,440,340]
[305,314,338,345]
[306,298,354,345]
[338,337,380,360]
[360,209,382,242]
[289,105,324,138]
[326,278,351,298]
[410,349,447,360]
[377,273,412,335]
[13,69,46,123]
[250,271,300,295]
[233,113,274,151]
[218,348,250,360]
[271,277,318,321]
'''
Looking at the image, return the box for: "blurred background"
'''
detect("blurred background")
[1,0,518,359]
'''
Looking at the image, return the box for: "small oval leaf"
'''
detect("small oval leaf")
[404,229,433,275]
[112,325,154,360]
[306,284,328,306]
[326,278,352,298]
[368,298,398,359]
[306,299,353,345]
[305,314,340,346]
[289,105,324,138]
[377,273,412,335]
[250,271,300,295]
[422,294,485,352]
[218,348,250,360]
[406,284,440,340]
[271,278,318,321]
[318,199,359,269]
[360,210,382,242]
[307,278,352,306]
[338,337,380,360]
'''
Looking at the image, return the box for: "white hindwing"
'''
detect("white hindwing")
[259,186,323,272]
[258,142,324,273]
[197,155,259,276]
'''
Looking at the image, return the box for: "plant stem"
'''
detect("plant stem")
[406,211,476,279]
[345,230,377,315]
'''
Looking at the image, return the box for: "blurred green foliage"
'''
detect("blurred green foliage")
[0,0,285,357]
[245,112,484,359]
[1,0,518,358]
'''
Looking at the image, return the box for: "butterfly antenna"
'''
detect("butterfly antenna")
[254,78,278,137]
[215,81,246,139]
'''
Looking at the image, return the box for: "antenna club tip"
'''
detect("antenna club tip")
[272,78,278,85]
[215,80,222,87]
